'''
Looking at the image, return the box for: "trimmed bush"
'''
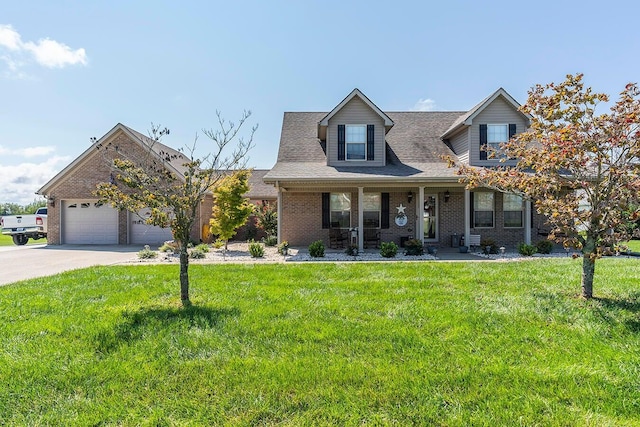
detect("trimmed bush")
[212,239,225,249]
[380,241,398,258]
[189,249,206,259]
[158,241,178,252]
[243,221,257,242]
[345,245,358,256]
[138,246,158,259]
[518,243,537,256]
[195,243,210,253]
[480,239,499,254]
[249,241,265,258]
[404,239,424,256]
[535,239,554,254]
[263,235,278,247]
[308,240,325,258]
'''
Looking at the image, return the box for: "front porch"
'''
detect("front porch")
[276,184,539,252]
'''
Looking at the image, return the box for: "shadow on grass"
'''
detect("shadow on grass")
[93,305,240,354]
[529,290,640,333]
[593,293,640,333]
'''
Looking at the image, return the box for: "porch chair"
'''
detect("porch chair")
[363,229,381,249]
[329,228,347,249]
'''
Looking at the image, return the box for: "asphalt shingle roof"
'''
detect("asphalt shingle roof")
[246,169,278,199]
[264,111,466,182]
[122,125,190,177]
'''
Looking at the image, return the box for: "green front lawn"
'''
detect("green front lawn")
[0,233,45,246]
[1,260,639,425]
[626,239,640,252]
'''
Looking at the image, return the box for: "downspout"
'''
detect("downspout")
[276,181,282,245]
[524,200,532,245]
[464,189,471,248]
[358,187,364,252]
[418,187,425,243]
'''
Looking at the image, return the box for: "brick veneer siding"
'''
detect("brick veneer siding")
[280,192,326,246]
[278,188,549,250]
[44,130,203,245]
[437,190,466,248]
[280,190,422,247]
[47,203,61,245]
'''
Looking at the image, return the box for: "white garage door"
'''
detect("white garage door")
[130,208,173,245]
[63,201,118,244]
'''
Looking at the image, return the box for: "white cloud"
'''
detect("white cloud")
[24,39,87,68]
[0,25,21,50]
[412,98,437,111]
[0,145,56,158]
[0,156,70,205]
[0,24,88,75]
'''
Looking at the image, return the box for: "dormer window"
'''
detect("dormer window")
[480,123,517,160]
[346,125,366,160]
[487,124,508,152]
[337,124,375,161]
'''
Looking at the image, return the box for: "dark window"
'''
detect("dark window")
[473,192,494,228]
[503,194,523,228]
[363,193,381,228]
[330,193,351,228]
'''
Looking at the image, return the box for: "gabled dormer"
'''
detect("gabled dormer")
[318,89,394,167]
[441,88,531,166]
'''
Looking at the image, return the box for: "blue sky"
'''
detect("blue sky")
[1,0,639,204]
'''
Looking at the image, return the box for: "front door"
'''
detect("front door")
[423,194,438,242]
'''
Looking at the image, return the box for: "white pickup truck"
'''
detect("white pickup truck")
[0,207,48,245]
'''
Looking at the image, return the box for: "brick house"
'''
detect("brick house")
[263,88,547,251]
[37,123,274,245]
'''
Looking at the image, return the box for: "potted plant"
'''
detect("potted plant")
[345,244,359,257]
[277,241,290,256]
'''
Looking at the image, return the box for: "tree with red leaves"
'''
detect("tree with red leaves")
[452,74,640,298]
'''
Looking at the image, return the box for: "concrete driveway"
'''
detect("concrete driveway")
[0,244,140,286]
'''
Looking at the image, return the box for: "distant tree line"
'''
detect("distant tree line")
[0,199,47,216]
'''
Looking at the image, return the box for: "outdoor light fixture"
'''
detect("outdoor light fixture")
[444,190,450,203]
[48,196,55,207]
[407,191,413,203]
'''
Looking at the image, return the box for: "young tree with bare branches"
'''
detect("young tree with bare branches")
[95,111,257,306]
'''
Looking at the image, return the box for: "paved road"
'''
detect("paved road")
[0,244,141,286]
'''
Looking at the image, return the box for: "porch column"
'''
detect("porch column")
[524,199,532,245]
[464,189,471,247]
[277,185,283,244]
[417,187,425,243]
[358,187,364,251]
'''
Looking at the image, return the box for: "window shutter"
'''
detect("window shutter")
[479,124,487,161]
[367,124,375,161]
[469,192,475,228]
[322,193,330,229]
[530,204,534,229]
[509,123,516,139]
[381,192,390,229]
[337,125,345,161]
